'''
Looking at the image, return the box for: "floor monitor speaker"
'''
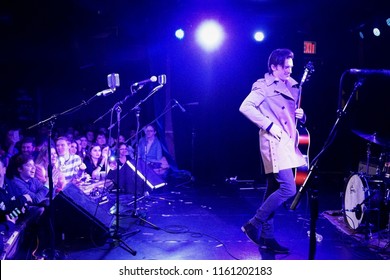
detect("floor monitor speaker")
[53,183,115,245]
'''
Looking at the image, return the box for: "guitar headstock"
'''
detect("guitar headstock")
[300,61,315,86]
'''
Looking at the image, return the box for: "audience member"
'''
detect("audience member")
[117,142,132,168]
[95,132,107,147]
[0,129,20,167]
[69,139,79,156]
[19,136,39,160]
[0,158,32,255]
[85,129,95,149]
[77,135,88,160]
[137,124,169,176]
[6,154,49,206]
[35,146,66,193]
[83,143,106,181]
[55,136,85,186]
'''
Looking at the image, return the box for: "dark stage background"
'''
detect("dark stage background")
[1,0,389,187]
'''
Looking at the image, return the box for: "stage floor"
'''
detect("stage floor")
[11,176,390,260]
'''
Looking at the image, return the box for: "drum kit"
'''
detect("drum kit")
[343,130,390,233]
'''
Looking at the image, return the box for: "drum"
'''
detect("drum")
[344,173,389,230]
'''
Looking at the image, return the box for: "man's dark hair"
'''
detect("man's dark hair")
[268,48,294,74]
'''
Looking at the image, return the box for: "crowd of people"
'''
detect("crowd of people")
[0,123,170,258]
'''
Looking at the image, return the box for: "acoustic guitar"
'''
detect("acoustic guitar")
[295,61,314,186]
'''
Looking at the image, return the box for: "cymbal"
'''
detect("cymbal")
[352,130,390,146]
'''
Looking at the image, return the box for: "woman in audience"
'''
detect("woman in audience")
[35,146,66,194]
[83,143,106,181]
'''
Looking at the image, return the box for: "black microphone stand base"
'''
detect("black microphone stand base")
[130,208,161,230]
[107,231,138,256]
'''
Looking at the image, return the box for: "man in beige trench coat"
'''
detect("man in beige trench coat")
[239,48,307,254]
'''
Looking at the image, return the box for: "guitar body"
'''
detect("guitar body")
[295,121,310,187]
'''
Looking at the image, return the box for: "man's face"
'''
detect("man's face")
[144,126,156,138]
[96,134,106,145]
[56,139,69,156]
[79,137,88,148]
[21,143,34,155]
[18,159,36,181]
[272,57,293,82]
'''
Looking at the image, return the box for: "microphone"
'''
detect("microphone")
[96,88,115,96]
[96,73,120,96]
[107,73,120,89]
[132,76,157,87]
[173,99,186,112]
[349,69,390,76]
[158,74,167,85]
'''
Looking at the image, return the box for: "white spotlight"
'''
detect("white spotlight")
[254,31,265,42]
[175,29,185,40]
[195,20,225,53]
[373,27,380,37]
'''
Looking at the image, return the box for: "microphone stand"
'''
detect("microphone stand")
[107,101,137,256]
[27,94,99,259]
[289,73,365,259]
[127,85,164,227]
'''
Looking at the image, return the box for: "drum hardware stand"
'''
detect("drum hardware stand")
[290,76,365,260]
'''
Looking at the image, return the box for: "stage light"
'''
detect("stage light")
[253,31,265,42]
[386,18,390,26]
[359,31,364,39]
[373,27,380,37]
[195,19,225,53]
[175,28,185,40]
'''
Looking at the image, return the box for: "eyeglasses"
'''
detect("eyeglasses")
[145,130,155,132]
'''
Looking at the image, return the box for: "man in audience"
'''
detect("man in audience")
[6,154,48,206]
[55,136,85,186]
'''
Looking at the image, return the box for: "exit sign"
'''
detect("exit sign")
[304,41,316,54]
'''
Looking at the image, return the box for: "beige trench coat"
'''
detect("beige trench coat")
[239,73,306,174]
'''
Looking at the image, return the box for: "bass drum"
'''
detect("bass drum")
[344,173,389,230]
